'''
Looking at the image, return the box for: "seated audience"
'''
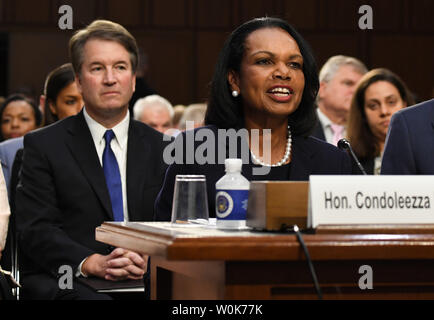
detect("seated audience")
[381,98,434,174]
[347,68,414,174]
[311,55,367,145]
[154,17,352,220]
[0,63,82,196]
[133,94,174,134]
[0,94,42,142]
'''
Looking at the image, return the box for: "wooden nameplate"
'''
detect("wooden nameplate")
[246,181,309,231]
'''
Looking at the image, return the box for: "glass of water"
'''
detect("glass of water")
[171,175,209,225]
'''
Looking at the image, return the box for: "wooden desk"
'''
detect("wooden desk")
[96,222,434,300]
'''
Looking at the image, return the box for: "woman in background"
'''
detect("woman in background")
[347,68,414,174]
[43,63,83,126]
[0,95,41,142]
[0,63,82,195]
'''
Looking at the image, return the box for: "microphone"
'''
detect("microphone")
[337,138,367,175]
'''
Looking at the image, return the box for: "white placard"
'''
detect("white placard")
[308,175,434,228]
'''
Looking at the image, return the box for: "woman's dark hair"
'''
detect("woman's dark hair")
[205,17,319,136]
[0,94,42,140]
[43,63,76,125]
[347,68,414,159]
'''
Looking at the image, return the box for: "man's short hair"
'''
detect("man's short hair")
[319,55,368,83]
[69,19,139,76]
[133,94,174,121]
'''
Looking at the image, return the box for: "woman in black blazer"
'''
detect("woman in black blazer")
[155,17,352,220]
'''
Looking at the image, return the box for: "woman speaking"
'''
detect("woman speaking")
[155,17,352,220]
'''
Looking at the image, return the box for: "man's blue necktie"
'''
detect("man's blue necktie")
[103,130,124,221]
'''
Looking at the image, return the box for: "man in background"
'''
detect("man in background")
[133,94,174,134]
[311,55,367,145]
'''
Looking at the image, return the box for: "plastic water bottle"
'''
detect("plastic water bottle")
[215,159,250,229]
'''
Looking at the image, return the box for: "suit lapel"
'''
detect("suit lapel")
[65,111,114,220]
[126,120,150,221]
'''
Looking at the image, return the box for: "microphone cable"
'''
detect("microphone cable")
[282,224,323,300]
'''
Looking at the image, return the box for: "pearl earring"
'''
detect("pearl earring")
[232,90,239,97]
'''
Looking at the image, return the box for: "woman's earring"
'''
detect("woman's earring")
[232,90,239,97]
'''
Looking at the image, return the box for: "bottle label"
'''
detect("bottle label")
[215,189,249,220]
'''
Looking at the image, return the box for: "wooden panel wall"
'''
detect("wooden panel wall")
[0,0,433,105]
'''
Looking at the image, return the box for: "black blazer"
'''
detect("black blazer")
[15,111,169,299]
[382,99,434,174]
[154,125,352,221]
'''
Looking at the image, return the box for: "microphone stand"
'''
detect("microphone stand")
[337,139,367,175]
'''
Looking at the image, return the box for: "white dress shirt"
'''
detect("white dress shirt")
[83,107,130,222]
[374,154,382,175]
[77,108,130,277]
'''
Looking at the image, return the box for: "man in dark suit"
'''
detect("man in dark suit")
[15,20,169,299]
[311,55,367,145]
[381,99,434,174]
